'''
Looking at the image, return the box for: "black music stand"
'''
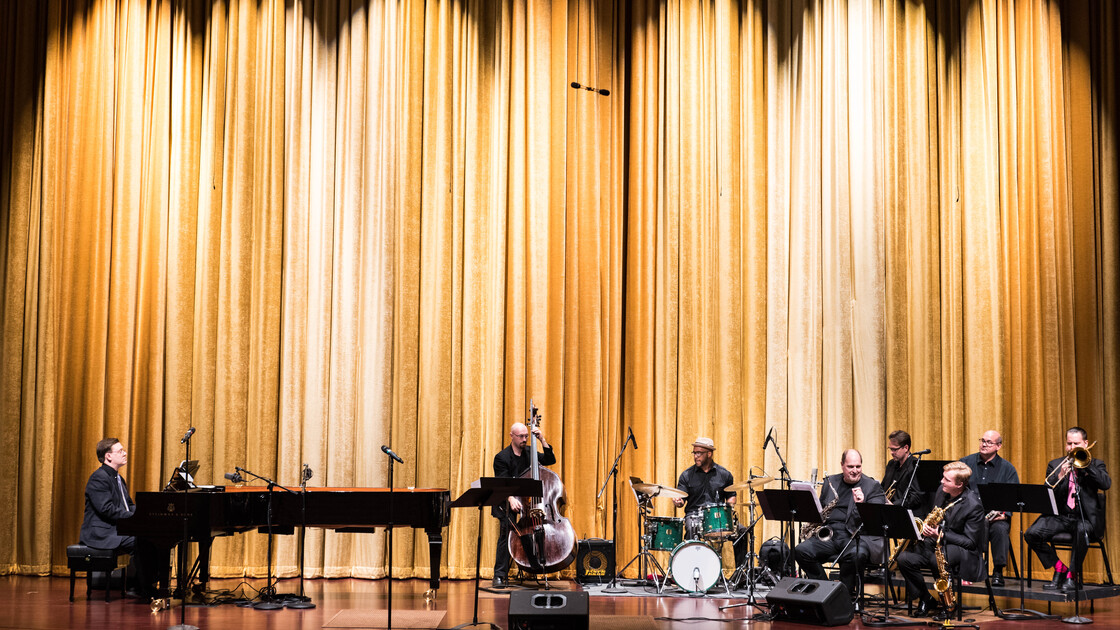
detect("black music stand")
[915,461,953,493]
[978,483,1059,621]
[450,478,543,630]
[856,503,925,627]
[757,488,822,558]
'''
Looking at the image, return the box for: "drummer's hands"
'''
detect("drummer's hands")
[673,497,685,508]
[852,488,864,503]
[509,496,523,513]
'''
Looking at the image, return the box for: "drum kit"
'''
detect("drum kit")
[620,475,775,595]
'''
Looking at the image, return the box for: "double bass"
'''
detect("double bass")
[507,403,577,573]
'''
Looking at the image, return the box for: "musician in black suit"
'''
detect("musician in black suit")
[895,461,986,618]
[1025,426,1111,592]
[959,429,1019,585]
[794,449,886,600]
[80,438,166,600]
[491,421,555,588]
[883,429,925,511]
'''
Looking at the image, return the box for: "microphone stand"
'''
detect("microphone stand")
[1063,473,1091,625]
[765,435,795,556]
[285,464,315,609]
[169,431,199,630]
[899,452,925,508]
[383,449,399,630]
[236,467,297,611]
[600,431,635,593]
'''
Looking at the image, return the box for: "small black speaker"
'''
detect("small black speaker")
[766,577,854,626]
[508,590,589,630]
[575,539,614,584]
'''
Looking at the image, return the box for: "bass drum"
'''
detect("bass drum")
[669,541,722,593]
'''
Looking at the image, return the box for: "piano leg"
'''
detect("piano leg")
[426,527,443,593]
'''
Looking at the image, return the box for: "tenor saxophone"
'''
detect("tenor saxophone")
[934,530,955,610]
[801,479,839,540]
[887,497,962,569]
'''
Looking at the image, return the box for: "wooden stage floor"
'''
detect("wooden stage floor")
[3,573,1117,629]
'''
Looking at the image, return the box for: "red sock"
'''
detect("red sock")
[1056,560,1069,574]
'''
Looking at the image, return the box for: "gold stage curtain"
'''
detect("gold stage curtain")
[0,0,1116,583]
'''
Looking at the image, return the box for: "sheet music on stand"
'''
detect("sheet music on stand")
[789,482,824,514]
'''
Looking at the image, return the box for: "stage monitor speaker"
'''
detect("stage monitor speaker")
[508,590,589,630]
[575,538,614,584]
[766,577,854,626]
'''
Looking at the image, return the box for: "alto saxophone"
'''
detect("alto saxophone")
[801,479,839,541]
[934,530,955,610]
[887,497,962,569]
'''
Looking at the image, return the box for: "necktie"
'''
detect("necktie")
[117,474,130,510]
[1067,469,1077,509]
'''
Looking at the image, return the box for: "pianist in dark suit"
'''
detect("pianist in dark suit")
[491,422,556,588]
[80,438,165,600]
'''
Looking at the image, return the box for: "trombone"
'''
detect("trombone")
[1045,441,1096,488]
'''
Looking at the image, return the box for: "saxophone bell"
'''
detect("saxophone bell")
[816,525,833,542]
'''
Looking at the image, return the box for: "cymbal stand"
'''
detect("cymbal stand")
[611,495,666,593]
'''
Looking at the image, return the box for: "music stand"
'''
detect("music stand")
[450,478,543,630]
[856,503,925,627]
[165,460,200,491]
[757,488,822,557]
[915,461,953,492]
[978,483,1059,621]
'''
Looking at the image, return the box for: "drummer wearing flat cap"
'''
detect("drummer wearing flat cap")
[674,437,736,512]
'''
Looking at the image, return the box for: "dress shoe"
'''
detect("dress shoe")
[914,599,941,618]
[1061,575,1078,593]
[491,577,507,589]
[990,569,1005,587]
[1043,569,1064,590]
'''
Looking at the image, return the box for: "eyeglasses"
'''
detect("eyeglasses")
[979,439,1000,446]
[887,445,904,451]
[691,451,709,456]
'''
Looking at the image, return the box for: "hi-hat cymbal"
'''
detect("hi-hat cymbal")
[632,482,688,499]
[726,476,773,492]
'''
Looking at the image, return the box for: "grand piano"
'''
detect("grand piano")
[118,486,451,592]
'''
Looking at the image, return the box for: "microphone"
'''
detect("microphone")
[224,471,243,483]
[810,468,818,486]
[180,427,195,443]
[302,464,313,483]
[913,448,932,455]
[628,427,638,450]
[381,445,404,464]
[763,426,774,448]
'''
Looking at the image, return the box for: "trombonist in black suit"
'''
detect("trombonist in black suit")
[794,449,886,600]
[1025,426,1111,592]
[895,461,986,619]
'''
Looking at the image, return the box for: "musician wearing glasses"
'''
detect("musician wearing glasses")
[959,430,1019,586]
[1024,427,1111,593]
[491,422,555,588]
[883,430,924,511]
[793,449,886,600]
[895,462,985,619]
[672,437,748,569]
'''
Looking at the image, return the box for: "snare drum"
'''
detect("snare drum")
[645,516,683,551]
[698,503,736,540]
[669,541,722,593]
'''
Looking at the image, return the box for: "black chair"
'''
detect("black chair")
[1026,492,1113,587]
[66,544,128,602]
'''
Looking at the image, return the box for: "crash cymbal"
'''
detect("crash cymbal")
[632,482,688,499]
[725,476,773,492]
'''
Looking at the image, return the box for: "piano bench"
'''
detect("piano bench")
[66,544,128,602]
